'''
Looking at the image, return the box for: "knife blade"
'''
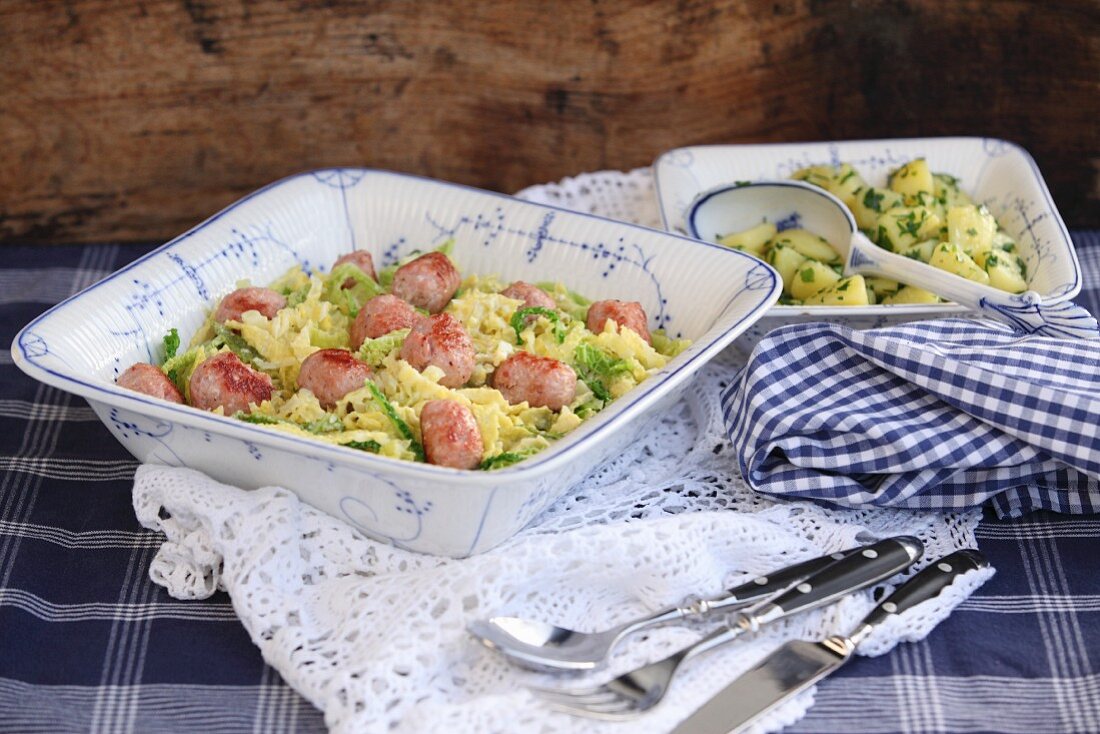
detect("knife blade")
[671,549,989,734]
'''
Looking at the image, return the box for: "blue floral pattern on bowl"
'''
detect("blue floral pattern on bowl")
[11,169,780,557]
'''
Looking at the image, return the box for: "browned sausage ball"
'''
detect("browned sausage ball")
[391,252,461,313]
[585,299,651,344]
[350,294,423,349]
[493,351,577,410]
[399,313,475,388]
[297,349,373,408]
[214,287,287,324]
[332,250,378,283]
[419,400,483,470]
[189,352,273,415]
[501,281,557,310]
[116,363,184,404]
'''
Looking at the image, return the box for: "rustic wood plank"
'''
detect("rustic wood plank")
[0,0,1096,244]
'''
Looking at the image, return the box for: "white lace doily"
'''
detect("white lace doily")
[133,169,988,734]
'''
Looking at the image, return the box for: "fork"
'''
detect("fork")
[531,535,922,719]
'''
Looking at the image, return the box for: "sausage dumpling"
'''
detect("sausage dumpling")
[501,281,557,310]
[586,299,651,344]
[116,363,184,404]
[333,250,378,282]
[493,351,577,411]
[297,349,373,408]
[420,400,483,470]
[399,313,475,388]
[350,294,423,349]
[392,252,461,314]
[189,352,273,415]
[214,287,287,324]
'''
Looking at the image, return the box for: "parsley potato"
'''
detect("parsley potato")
[711,157,1028,307]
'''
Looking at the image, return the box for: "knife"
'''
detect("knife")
[671,549,990,734]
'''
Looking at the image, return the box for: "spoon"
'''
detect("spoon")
[686,180,1099,339]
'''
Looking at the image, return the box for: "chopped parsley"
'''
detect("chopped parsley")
[863,189,885,212]
[895,209,928,238]
[800,267,815,283]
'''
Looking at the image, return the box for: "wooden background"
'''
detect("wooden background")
[1,0,1097,245]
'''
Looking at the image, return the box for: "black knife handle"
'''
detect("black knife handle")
[721,550,849,606]
[743,536,924,626]
[858,549,990,632]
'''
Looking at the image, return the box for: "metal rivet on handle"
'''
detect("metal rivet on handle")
[862,549,879,559]
[938,562,953,572]
[883,602,898,613]
[831,552,846,560]
[796,582,812,593]
[754,577,769,586]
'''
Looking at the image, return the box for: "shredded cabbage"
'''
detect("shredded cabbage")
[165,247,689,469]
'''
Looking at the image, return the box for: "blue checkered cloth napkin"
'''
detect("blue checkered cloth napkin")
[721,317,1100,517]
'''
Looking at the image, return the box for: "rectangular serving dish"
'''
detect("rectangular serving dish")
[12,169,780,557]
[654,137,1080,355]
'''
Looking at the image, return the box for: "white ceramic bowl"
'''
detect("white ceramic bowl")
[11,169,780,557]
[653,137,1081,355]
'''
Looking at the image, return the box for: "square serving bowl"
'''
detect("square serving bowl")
[654,137,1081,355]
[12,169,780,557]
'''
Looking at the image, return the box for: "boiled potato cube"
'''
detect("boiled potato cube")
[882,286,942,304]
[768,242,809,290]
[992,230,1019,253]
[803,275,870,306]
[876,206,942,252]
[773,229,842,265]
[827,164,870,209]
[948,205,996,258]
[898,238,939,263]
[866,276,901,298]
[852,187,905,230]
[976,250,1027,293]
[908,190,947,225]
[929,242,991,285]
[789,260,842,300]
[717,221,777,257]
[933,173,973,209]
[791,165,836,190]
[889,158,934,201]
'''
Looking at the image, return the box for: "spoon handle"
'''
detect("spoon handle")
[846,232,1099,339]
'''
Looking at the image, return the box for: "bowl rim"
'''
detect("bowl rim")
[11,166,782,485]
[652,135,1082,309]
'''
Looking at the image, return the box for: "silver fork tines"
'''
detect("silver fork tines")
[530,650,687,719]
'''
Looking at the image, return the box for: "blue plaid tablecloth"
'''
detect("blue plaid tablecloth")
[2,237,1098,733]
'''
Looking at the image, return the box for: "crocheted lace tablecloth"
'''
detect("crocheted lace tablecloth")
[133,168,988,733]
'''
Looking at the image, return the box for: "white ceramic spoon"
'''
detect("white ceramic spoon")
[686,180,1099,339]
